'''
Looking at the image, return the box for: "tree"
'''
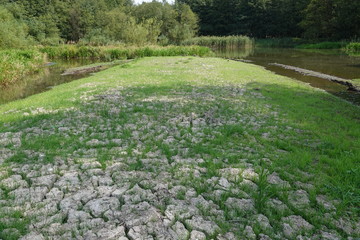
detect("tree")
[0,6,31,48]
[301,0,337,39]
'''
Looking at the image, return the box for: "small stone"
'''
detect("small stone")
[282,215,313,235]
[128,225,152,240]
[255,214,272,230]
[97,226,126,239]
[288,190,310,208]
[242,168,259,180]
[171,221,189,240]
[84,197,120,217]
[283,223,295,238]
[190,230,206,240]
[20,232,45,240]
[218,177,231,189]
[259,234,272,240]
[244,226,256,240]
[266,198,289,213]
[225,198,255,213]
[86,139,105,147]
[67,210,91,224]
[30,187,49,203]
[185,216,220,236]
[320,231,341,240]
[111,186,130,198]
[46,188,64,201]
[267,172,290,187]
[31,175,57,189]
[316,195,336,211]
[10,188,30,204]
[1,175,28,190]
[54,172,80,191]
[219,168,241,182]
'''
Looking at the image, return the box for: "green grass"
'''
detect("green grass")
[182,35,253,49]
[0,49,45,86]
[0,57,359,238]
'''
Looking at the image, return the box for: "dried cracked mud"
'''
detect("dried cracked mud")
[0,58,359,240]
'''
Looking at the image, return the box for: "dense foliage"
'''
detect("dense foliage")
[177,0,360,40]
[0,0,198,48]
[1,0,358,49]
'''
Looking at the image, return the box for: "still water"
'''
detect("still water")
[215,48,360,105]
[0,59,99,105]
[1,48,359,105]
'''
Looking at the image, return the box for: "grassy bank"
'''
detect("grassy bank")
[182,35,253,49]
[0,49,45,86]
[0,57,359,239]
[40,45,213,60]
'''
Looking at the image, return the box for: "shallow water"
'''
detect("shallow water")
[0,59,99,105]
[216,48,360,105]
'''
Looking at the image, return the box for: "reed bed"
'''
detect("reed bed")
[40,45,213,60]
[182,35,253,49]
[0,50,45,86]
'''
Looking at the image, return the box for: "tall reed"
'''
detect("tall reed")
[0,50,45,86]
[40,45,213,60]
[182,36,254,49]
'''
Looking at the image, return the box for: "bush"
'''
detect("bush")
[346,42,360,55]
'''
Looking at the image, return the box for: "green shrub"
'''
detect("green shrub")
[345,42,360,55]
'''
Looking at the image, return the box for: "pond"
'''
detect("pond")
[0,59,100,105]
[215,48,360,105]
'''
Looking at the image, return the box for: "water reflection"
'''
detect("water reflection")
[0,59,99,105]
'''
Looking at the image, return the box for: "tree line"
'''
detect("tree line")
[0,0,198,48]
[176,0,360,40]
[1,0,359,49]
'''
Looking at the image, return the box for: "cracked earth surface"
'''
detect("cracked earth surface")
[0,58,359,239]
